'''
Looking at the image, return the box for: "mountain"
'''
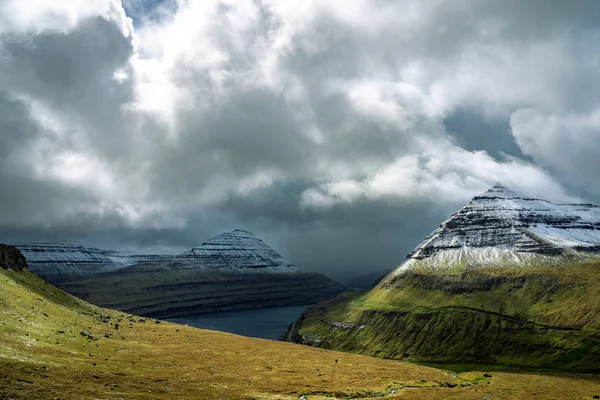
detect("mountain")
[4,244,595,399]
[395,185,600,273]
[15,243,173,284]
[60,230,346,318]
[288,186,600,371]
[169,229,301,272]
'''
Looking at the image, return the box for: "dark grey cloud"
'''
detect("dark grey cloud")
[444,109,527,160]
[0,0,599,284]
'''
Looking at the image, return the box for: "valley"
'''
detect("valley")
[1,254,599,399]
[20,230,345,318]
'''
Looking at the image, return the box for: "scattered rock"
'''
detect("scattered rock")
[81,331,99,341]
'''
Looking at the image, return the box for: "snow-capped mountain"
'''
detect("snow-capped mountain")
[170,229,300,273]
[289,185,600,370]
[16,243,174,284]
[393,185,600,274]
[61,230,345,318]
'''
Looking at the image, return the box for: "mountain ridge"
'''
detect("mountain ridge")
[15,242,175,284]
[59,229,345,318]
[3,251,597,399]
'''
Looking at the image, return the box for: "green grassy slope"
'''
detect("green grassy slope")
[291,261,600,371]
[1,267,600,399]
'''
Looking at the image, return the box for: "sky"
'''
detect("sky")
[1,0,600,283]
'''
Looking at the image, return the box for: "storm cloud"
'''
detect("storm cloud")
[1,0,599,283]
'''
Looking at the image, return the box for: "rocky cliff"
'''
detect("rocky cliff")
[289,186,600,371]
[60,230,346,318]
[0,244,27,272]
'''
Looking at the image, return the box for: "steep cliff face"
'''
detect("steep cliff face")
[0,244,27,272]
[60,230,345,318]
[15,243,174,284]
[290,187,600,371]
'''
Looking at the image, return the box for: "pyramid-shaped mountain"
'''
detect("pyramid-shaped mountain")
[171,229,298,271]
[60,230,345,318]
[289,186,600,371]
[394,185,600,274]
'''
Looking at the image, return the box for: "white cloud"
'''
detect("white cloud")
[301,136,576,209]
[510,108,600,195]
[0,0,133,36]
[0,0,600,257]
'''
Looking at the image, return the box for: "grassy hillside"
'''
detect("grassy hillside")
[291,261,600,372]
[1,268,600,399]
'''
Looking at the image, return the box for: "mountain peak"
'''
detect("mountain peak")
[226,229,256,238]
[475,185,525,200]
[394,187,600,274]
[175,230,296,272]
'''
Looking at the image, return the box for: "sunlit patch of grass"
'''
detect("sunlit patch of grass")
[1,269,599,399]
[293,262,600,372]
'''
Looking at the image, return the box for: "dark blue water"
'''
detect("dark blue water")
[167,305,311,340]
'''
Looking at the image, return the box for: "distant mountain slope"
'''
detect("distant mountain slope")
[2,244,599,399]
[289,186,600,371]
[15,243,173,284]
[171,229,298,271]
[60,230,346,318]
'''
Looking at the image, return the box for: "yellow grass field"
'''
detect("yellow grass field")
[1,268,599,399]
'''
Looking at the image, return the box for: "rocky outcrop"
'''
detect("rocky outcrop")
[0,244,27,272]
[15,243,174,284]
[60,230,346,318]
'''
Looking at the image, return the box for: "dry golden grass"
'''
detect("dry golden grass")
[1,269,599,399]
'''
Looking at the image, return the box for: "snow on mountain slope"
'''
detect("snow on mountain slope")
[170,229,300,273]
[16,243,121,283]
[103,249,174,268]
[16,243,174,284]
[393,185,600,274]
[60,230,345,318]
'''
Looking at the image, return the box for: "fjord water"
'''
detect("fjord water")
[167,305,311,340]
